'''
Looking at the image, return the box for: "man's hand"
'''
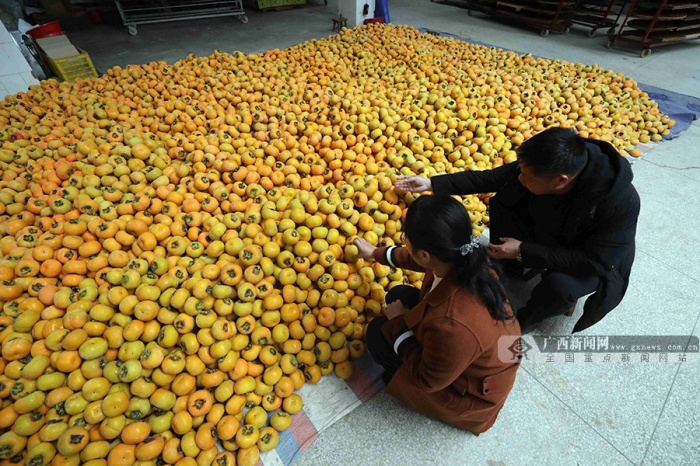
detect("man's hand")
[487,237,522,260]
[352,237,376,260]
[384,300,409,319]
[395,175,432,193]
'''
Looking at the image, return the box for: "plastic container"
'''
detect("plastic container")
[363,17,385,24]
[27,21,64,39]
[43,48,98,82]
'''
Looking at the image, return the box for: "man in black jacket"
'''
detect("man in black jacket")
[395,127,640,333]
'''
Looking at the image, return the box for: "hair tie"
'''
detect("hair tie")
[459,235,480,256]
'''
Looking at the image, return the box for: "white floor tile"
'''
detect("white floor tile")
[633,159,700,281]
[0,24,14,45]
[20,71,39,87]
[0,46,12,76]
[299,371,636,465]
[637,124,700,183]
[1,73,29,96]
[0,43,31,74]
[0,81,10,101]
[643,325,700,465]
[520,249,699,463]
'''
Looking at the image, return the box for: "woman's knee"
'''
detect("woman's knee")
[365,316,389,355]
[385,285,420,307]
[365,316,402,375]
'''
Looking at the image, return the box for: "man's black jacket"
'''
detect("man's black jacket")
[432,139,640,332]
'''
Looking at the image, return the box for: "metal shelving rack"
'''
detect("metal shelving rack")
[608,0,700,57]
[455,0,576,37]
[113,0,248,35]
[572,0,627,37]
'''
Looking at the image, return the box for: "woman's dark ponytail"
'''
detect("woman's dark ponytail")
[453,244,512,321]
[404,195,512,321]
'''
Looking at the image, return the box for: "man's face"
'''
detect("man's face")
[518,163,563,196]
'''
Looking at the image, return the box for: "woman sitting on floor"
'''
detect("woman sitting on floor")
[353,194,521,434]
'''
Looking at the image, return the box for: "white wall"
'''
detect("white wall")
[330,0,376,27]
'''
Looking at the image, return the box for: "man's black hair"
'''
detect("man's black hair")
[517,127,588,177]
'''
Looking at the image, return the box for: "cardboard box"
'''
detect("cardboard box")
[36,34,79,60]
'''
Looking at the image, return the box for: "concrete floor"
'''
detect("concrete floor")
[51,0,700,465]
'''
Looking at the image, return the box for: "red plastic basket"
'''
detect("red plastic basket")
[27,21,64,39]
[363,17,385,24]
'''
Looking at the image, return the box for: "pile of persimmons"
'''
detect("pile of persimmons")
[0,24,672,466]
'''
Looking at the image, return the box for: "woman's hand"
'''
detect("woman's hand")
[352,237,376,260]
[395,175,432,193]
[384,300,409,319]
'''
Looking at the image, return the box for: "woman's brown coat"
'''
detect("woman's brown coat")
[373,246,521,434]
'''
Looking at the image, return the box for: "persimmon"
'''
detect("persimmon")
[2,336,32,361]
[134,435,164,462]
[31,244,54,262]
[120,421,151,445]
[0,266,14,281]
[56,426,89,456]
[107,443,136,466]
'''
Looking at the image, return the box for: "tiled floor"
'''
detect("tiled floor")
[2,0,699,464]
[0,21,39,99]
